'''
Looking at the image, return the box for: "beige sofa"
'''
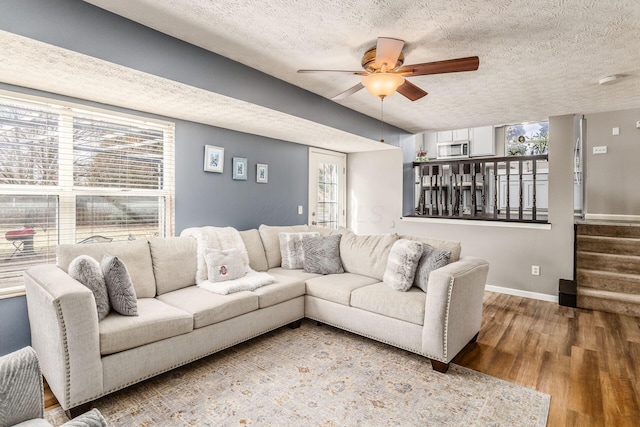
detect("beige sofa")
[23,225,489,416]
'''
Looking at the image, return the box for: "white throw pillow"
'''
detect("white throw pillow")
[279,232,320,269]
[204,248,247,282]
[383,239,424,292]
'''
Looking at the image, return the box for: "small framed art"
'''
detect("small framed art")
[256,163,268,183]
[232,157,248,180]
[204,145,224,173]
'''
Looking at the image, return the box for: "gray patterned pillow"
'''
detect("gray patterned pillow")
[101,255,138,316]
[204,248,247,282]
[384,239,424,291]
[413,244,451,293]
[68,255,110,320]
[303,234,344,274]
[279,232,320,269]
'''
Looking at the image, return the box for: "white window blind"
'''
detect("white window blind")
[0,92,175,292]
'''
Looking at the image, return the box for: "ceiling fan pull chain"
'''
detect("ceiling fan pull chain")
[380,97,385,143]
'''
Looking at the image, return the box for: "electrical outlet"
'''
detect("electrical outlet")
[593,146,608,154]
[531,265,540,276]
[297,205,303,215]
[612,127,620,135]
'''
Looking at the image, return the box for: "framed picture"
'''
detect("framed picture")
[256,163,268,183]
[232,157,248,180]
[204,145,224,173]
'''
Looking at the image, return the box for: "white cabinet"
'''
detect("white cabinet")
[453,128,469,141]
[470,126,495,157]
[499,174,548,210]
[437,130,453,143]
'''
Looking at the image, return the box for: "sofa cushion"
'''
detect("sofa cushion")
[68,255,110,321]
[267,267,321,282]
[305,273,379,306]
[99,298,192,355]
[157,286,259,329]
[101,255,138,316]
[239,229,269,272]
[279,232,320,269]
[251,276,306,308]
[148,236,197,295]
[383,239,424,292]
[57,239,156,298]
[350,282,426,326]
[413,244,451,293]
[303,234,344,275]
[400,235,461,263]
[258,224,308,269]
[339,231,398,281]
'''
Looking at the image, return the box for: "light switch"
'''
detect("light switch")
[612,127,620,135]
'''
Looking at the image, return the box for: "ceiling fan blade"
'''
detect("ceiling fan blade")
[396,80,428,101]
[297,69,367,75]
[398,56,479,77]
[374,37,405,70]
[332,83,365,100]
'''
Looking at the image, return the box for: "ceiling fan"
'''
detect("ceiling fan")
[298,37,479,101]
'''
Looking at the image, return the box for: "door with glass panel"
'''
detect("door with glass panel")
[308,148,346,229]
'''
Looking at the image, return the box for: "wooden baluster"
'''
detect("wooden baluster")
[518,159,524,221]
[532,159,537,220]
[448,166,454,216]
[493,161,498,219]
[505,160,510,220]
[471,162,477,217]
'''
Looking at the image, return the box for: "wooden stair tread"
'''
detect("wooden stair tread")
[577,287,640,303]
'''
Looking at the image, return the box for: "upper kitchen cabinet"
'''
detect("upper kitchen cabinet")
[470,126,495,157]
[436,130,453,143]
[453,128,469,141]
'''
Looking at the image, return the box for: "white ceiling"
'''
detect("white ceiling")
[82,0,640,134]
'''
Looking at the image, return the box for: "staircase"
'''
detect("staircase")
[576,222,640,317]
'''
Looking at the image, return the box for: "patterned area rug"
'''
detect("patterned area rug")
[46,320,549,426]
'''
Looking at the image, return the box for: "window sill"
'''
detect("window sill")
[401,216,552,230]
[0,286,26,299]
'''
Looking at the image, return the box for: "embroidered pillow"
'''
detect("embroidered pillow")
[383,239,424,291]
[68,255,110,320]
[101,255,138,316]
[413,244,451,293]
[204,248,247,282]
[279,232,320,269]
[303,234,344,275]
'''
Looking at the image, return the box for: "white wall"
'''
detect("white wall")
[347,115,577,299]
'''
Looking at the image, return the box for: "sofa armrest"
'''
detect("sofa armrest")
[421,256,489,363]
[24,265,103,411]
[61,408,108,427]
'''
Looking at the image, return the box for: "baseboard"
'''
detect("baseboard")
[485,284,559,303]
[584,213,640,223]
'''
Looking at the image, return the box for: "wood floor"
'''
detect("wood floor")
[45,291,640,426]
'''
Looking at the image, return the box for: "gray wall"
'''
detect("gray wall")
[0,297,30,356]
[351,115,576,298]
[0,0,412,356]
[585,108,640,216]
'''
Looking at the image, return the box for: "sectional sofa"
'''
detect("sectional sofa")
[23,225,489,417]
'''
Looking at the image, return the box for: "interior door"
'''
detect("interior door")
[308,148,346,229]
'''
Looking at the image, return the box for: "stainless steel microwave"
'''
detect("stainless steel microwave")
[436,141,469,159]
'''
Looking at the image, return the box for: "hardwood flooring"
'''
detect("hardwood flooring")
[45,291,640,426]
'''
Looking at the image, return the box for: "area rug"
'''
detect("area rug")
[46,320,549,426]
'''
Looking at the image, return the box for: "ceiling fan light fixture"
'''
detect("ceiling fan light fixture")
[362,73,405,99]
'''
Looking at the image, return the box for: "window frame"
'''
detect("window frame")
[0,90,175,293]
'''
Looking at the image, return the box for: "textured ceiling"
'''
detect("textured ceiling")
[0,31,390,153]
[82,0,640,134]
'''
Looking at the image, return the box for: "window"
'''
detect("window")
[505,121,549,156]
[0,92,174,292]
